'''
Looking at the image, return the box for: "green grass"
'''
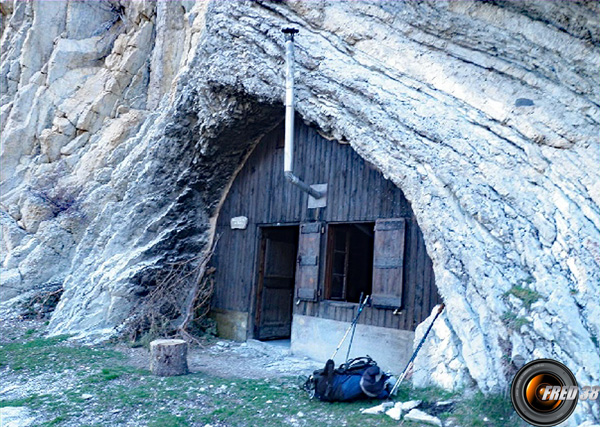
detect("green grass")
[501,311,530,330]
[504,285,541,308]
[147,413,190,427]
[84,366,140,383]
[452,391,520,427]
[0,335,125,372]
[0,395,50,408]
[1,328,525,427]
[41,415,69,426]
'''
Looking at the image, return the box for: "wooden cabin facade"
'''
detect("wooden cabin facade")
[210,120,441,367]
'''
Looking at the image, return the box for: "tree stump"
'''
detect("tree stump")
[150,339,189,376]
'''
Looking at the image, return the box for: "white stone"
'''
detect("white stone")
[404,409,442,427]
[60,132,90,156]
[360,402,393,415]
[385,402,403,421]
[401,400,422,411]
[0,406,35,427]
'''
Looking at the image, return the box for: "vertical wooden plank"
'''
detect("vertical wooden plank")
[347,150,356,220]
[295,120,306,222]
[235,229,246,310]
[365,164,377,219]
[358,155,368,221]
[376,307,385,328]
[330,140,338,222]
[364,305,372,326]
[384,308,392,329]
[275,124,284,221]
[356,151,366,220]
[413,226,426,327]
[307,126,317,183]
[349,150,359,220]
[335,142,345,222]
[342,147,353,221]
[385,183,394,218]
[423,253,432,318]
[404,219,418,330]
[266,132,277,224]
[267,130,276,224]
[212,225,225,308]
[318,130,328,184]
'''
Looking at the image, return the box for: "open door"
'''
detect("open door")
[255,226,298,340]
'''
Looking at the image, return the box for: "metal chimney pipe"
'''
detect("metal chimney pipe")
[282,28,323,200]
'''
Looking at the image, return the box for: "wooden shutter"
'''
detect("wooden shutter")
[371,218,406,308]
[295,222,322,302]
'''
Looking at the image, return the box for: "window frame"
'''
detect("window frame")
[323,221,375,303]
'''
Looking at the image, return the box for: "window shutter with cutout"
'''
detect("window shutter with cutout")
[295,222,322,302]
[371,218,406,308]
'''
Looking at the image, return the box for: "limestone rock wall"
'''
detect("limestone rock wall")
[1,1,598,422]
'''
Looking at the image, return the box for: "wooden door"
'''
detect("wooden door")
[255,227,298,340]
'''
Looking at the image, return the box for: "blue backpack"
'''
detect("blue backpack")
[303,356,390,402]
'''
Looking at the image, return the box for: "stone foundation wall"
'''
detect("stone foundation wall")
[291,314,415,373]
[210,308,249,342]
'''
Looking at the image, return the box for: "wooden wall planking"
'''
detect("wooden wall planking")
[211,119,440,331]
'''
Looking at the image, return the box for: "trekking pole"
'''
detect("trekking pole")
[345,292,365,362]
[330,294,370,360]
[389,303,445,397]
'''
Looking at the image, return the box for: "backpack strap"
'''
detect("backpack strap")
[323,359,335,400]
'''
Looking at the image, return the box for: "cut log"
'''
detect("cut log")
[150,339,189,376]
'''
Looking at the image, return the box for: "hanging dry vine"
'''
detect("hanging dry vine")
[122,235,220,345]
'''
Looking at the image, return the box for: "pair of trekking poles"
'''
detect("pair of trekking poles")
[330,293,445,397]
[330,293,371,362]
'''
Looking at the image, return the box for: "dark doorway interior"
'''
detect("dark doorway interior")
[254,226,299,340]
[325,223,375,303]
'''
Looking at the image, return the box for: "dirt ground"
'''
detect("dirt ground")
[109,336,323,380]
[0,317,519,427]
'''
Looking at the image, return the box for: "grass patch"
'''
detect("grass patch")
[504,285,541,308]
[1,323,525,427]
[0,335,125,372]
[40,415,69,426]
[84,366,140,383]
[147,413,190,427]
[452,391,524,427]
[501,311,530,330]
[403,384,457,403]
[0,394,49,408]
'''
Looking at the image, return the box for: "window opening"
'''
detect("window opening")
[325,223,374,303]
